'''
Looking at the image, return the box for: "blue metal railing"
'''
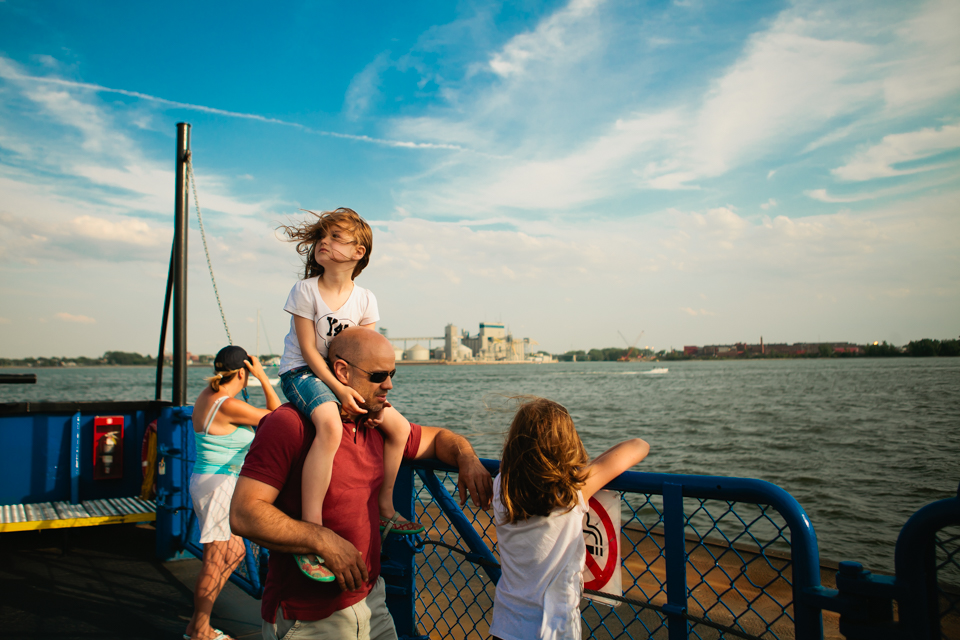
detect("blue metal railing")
[802,484,960,640]
[153,407,960,639]
[399,460,822,640]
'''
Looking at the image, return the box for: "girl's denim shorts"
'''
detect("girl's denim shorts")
[279,367,338,417]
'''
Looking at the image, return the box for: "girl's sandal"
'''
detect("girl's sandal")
[295,553,335,582]
[379,512,425,541]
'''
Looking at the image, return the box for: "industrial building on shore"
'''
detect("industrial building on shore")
[383,322,553,363]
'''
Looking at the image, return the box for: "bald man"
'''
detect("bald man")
[231,327,492,640]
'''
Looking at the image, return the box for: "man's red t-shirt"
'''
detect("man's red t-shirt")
[239,403,422,623]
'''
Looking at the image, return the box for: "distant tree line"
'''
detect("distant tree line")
[0,351,157,367]
[556,347,655,362]
[842,339,960,358]
[904,338,960,357]
[554,337,959,361]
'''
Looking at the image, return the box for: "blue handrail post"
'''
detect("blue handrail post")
[155,405,191,560]
[383,463,422,640]
[662,482,688,640]
[784,500,826,640]
[70,411,81,505]
[893,483,960,638]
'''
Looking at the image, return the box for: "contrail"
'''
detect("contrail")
[1,64,467,152]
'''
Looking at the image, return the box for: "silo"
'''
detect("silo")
[404,344,430,361]
[445,324,459,361]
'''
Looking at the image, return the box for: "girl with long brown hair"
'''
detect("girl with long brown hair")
[490,397,649,640]
[277,208,422,582]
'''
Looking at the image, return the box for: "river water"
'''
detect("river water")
[2,357,957,575]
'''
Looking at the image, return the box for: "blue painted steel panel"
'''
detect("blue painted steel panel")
[155,405,194,560]
[0,408,156,505]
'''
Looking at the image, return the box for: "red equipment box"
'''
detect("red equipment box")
[93,416,124,480]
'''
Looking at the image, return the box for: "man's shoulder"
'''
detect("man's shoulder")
[241,404,310,481]
[259,403,309,439]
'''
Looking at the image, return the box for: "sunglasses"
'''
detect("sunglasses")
[340,358,396,383]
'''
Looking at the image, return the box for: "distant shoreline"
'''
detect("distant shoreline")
[3,355,956,369]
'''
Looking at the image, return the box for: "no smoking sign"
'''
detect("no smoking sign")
[583,490,622,606]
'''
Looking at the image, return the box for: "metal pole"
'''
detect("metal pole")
[155,241,174,401]
[173,123,191,406]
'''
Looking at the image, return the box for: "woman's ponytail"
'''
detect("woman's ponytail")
[204,370,238,392]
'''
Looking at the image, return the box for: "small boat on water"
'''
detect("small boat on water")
[246,376,279,387]
[247,376,280,387]
[642,367,668,374]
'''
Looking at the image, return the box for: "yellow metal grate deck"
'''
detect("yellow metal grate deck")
[0,497,155,532]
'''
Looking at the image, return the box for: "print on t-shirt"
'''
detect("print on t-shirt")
[317,313,351,349]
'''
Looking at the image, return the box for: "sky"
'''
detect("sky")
[0,0,958,358]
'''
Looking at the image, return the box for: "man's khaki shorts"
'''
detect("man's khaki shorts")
[262,577,397,640]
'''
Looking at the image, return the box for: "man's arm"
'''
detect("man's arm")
[415,426,493,510]
[230,475,368,591]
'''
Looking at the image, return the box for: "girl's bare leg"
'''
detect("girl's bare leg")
[377,406,411,519]
[302,401,343,526]
[184,534,245,640]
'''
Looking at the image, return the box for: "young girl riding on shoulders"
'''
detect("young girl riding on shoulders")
[490,397,650,640]
[278,207,422,583]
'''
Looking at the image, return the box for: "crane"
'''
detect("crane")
[617,330,645,361]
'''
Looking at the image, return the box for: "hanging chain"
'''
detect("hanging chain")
[185,152,233,345]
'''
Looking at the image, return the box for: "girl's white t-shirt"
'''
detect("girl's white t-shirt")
[278,278,379,375]
[490,474,588,640]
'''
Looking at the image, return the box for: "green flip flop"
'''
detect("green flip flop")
[295,553,335,582]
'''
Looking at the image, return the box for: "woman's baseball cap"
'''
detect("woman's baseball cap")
[214,345,248,372]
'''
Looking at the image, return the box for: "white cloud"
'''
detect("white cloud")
[0,55,469,153]
[831,123,960,181]
[883,0,960,110]
[55,312,96,324]
[344,52,392,120]
[644,19,878,189]
[803,125,856,154]
[69,215,165,246]
[360,191,959,351]
[488,0,604,78]
[805,189,875,203]
[1,2,959,356]
[681,307,716,316]
[0,66,289,270]
[389,0,914,214]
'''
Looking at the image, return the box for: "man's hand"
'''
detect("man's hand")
[416,425,493,509]
[457,453,493,510]
[315,529,369,592]
[232,477,369,591]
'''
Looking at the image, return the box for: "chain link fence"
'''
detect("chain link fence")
[408,466,815,640]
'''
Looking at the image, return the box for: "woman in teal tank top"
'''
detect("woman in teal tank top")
[185,346,281,640]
